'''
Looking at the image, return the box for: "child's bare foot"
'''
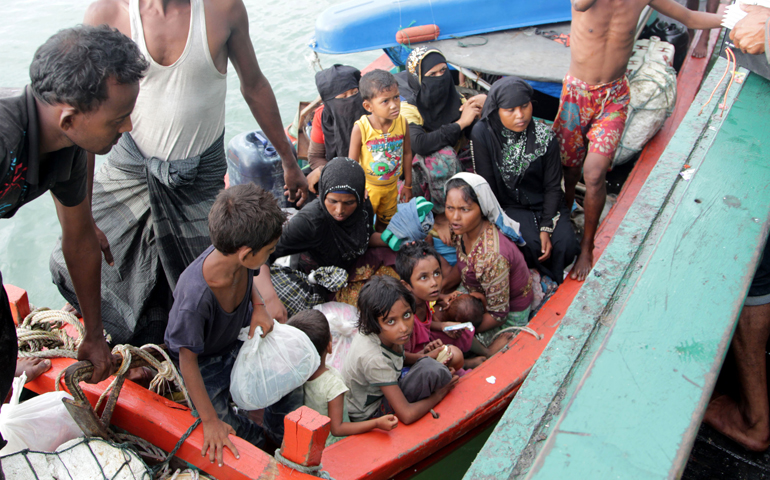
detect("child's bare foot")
[463,356,486,369]
[692,33,710,59]
[15,357,51,382]
[703,394,770,452]
[487,332,514,355]
[570,249,593,282]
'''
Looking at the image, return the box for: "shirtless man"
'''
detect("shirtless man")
[555,0,721,281]
[51,0,308,345]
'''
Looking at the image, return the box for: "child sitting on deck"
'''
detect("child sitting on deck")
[349,69,413,231]
[395,241,478,369]
[288,309,398,444]
[342,275,458,424]
[164,184,301,465]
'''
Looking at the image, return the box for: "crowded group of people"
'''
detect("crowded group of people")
[1,0,769,473]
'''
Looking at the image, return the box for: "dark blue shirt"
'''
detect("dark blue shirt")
[165,245,255,360]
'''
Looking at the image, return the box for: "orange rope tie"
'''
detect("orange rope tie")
[698,50,733,116]
[720,47,737,117]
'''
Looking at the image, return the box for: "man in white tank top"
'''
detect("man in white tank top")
[50,0,304,353]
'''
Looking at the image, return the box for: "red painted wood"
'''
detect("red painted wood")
[361,54,395,75]
[281,406,331,467]
[5,284,30,324]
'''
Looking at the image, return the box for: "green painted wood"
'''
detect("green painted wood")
[527,71,770,479]
[463,57,743,480]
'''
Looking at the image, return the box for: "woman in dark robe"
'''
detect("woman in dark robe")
[470,77,579,283]
[255,158,387,319]
[307,65,368,171]
[396,47,486,213]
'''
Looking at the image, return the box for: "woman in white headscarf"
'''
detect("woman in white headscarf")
[444,173,533,352]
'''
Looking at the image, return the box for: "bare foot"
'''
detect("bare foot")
[15,357,51,382]
[703,394,770,452]
[488,332,514,355]
[570,249,594,282]
[692,34,709,58]
[463,356,486,369]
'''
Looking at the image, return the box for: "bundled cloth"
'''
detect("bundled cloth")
[50,133,226,345]
[270,265,348,317]
[613,37,677,167]
[381,197,434,251]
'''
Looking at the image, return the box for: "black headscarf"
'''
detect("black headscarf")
[315,65,368,161]
[308,157,371,262]
[400,47,463,132]
[479,77,551,190]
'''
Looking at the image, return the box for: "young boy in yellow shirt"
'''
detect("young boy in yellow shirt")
[349,69,413,231]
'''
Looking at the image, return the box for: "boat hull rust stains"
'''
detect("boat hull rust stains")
[464,29,726,480]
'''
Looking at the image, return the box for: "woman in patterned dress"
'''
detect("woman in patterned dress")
[444,173,534,353]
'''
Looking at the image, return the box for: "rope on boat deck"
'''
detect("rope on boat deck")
[274,449,336,479]
[15,307,204,479]
[493,325,544,341]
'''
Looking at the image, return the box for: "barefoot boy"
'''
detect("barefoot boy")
[555,0,721,281]
[164,184,299,466]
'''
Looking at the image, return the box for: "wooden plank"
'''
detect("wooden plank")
[463,41,729,480]
[527,71,770,479]
[530,69,770,478]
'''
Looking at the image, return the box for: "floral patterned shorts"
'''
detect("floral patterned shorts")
[552,74,630,168]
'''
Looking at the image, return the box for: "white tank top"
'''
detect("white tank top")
[128,0,227,161]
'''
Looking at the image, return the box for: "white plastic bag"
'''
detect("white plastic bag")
[313,302,359,371]
[230,320,320,410]
[0,372,83,455]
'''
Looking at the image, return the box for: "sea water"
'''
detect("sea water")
[0,0,377,309]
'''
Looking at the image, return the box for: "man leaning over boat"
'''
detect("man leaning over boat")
[0,25,147,474]
[49,0,308,347]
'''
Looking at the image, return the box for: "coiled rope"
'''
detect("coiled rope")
[15,308,203,479]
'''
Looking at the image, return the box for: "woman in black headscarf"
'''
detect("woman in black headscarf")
[307,65,368,170]
[396,47,486,213]
[255,158,388,320]
[471,77,579,283]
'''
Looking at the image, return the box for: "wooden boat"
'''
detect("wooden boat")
[12,9,723,480]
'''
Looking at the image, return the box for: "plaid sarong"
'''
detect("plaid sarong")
[270,265,348,318]
[49,133,226,345]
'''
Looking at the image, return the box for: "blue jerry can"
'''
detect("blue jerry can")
[226,131,286,205]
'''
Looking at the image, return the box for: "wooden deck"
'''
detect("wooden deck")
[464,57,770,479]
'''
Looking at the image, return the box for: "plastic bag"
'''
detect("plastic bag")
[230,320,320,410]
[314,302,359,371]
[0,372,83,455]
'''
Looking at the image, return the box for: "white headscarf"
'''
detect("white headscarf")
[447,172,526,246]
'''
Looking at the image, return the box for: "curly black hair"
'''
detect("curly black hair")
[30,24,148,112]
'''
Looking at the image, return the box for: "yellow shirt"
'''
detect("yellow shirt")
[355,114,407,186]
